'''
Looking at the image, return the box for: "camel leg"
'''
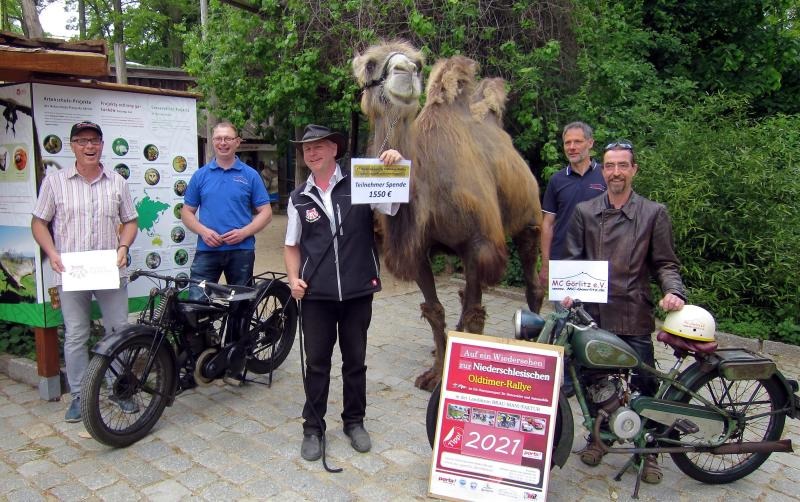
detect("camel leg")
[414,261,446,392]
[513,222,544,313]
[455,249,488,334]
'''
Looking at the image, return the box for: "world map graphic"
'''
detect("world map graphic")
[135,193,171,237]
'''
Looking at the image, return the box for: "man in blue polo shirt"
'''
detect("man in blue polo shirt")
[539,121,606,395]
[182,121,271,301]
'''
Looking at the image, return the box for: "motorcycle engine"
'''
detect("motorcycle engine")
[586,375,642,441]
[185,314,222,355]
[586,376,624,413]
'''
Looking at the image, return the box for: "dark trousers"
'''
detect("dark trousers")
[625,334,657,397]
[300,294,373,436]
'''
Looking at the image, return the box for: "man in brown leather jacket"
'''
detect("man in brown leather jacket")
[562,140,686,483]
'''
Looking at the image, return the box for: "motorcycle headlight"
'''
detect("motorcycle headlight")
[514,309,545,341]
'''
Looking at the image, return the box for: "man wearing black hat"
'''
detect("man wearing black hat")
[31,121,138,422]
[285,124,402,461]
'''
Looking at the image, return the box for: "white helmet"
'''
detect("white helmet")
[662,305,716,342]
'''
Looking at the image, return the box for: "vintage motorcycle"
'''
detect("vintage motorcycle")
[427,300,800,497]
[80,270,297,447]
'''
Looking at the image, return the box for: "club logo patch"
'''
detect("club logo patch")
[305,207,321,223]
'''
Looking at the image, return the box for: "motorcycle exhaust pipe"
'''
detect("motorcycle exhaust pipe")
[710,440,793,455]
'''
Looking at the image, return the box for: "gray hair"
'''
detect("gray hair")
[562,121,593,140]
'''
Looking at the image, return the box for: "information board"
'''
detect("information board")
[429,332,563,501]
[0,82,198,327]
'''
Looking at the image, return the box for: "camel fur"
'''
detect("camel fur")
[353,42,544,390]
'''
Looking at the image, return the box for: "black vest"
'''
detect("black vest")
[289,170,381,301]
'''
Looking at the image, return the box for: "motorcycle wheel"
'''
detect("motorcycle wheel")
[81,337,175,448]
[669,371,787,484]
[426,382,441,447]
[242,280,297,374]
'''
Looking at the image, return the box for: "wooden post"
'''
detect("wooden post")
[34,327,62,400]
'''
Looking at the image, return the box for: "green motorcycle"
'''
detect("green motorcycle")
[427,300,799,497]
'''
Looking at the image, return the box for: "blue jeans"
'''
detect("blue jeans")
[188,249,255,300]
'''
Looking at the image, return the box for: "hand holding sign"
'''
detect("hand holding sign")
[351,158,411,204]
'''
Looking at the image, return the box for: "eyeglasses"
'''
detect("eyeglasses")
[212,137,238,144]
[71,138,102,146]
[604,141,634,152]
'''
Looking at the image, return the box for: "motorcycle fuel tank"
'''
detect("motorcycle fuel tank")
[572,326,640,369]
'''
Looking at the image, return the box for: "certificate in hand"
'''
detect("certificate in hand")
[61,250,120,292]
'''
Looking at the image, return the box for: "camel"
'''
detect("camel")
[352,41,544,390]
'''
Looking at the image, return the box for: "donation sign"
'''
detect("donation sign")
[429,332,563,501]
[350,158,411,204]
[60,250,120,291]
[547,260,609,303]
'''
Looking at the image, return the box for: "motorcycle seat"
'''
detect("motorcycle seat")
[656,330,718,354]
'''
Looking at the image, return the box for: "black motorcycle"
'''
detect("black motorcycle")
[80,270,297,447]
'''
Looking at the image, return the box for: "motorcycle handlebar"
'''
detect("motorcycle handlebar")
[130,269,230,293]
[130,269,197,285]
[570,299,598,327]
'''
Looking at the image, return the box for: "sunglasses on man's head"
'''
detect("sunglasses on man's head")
[604,141,634,152]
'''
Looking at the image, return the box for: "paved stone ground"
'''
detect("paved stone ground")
[1,215,799,500]
[1,278,799,501]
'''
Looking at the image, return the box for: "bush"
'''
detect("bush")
[634,95,800,342]
[0,321,107,361]
[0,322,36,360]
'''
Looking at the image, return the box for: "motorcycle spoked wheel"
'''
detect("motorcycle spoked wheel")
[425,381,563,469]
[242,281,297,374]
[81,337,175,448]
[669,371,787,484]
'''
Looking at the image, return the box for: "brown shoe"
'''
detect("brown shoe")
[642,454,663,484]
[578,440,607,466]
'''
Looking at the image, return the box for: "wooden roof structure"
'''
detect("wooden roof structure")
[0,31,109,81]
[1,31,199,98]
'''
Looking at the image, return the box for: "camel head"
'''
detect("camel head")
[352,40,424,122]
[425,56,479,109]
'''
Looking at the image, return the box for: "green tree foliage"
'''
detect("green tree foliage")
[182,0,573,164]
[1,0,56,35]
[65,0,198,66]
[634,96,800,340]
[0,0,24,33]
[632,0,800,115]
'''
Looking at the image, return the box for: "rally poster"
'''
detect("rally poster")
[429,332,563,501]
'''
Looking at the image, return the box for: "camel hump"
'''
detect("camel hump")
[426,56,479,106]
[470,78,508,124]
